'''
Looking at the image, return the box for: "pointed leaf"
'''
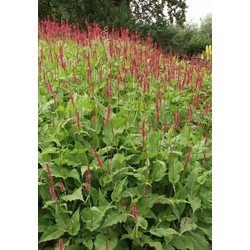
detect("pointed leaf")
[38,226,64,244]
[101,211,127,228]
[62,187,83,202]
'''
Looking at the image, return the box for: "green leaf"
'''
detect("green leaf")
[111,177,128,202]
[137,217,148,230]
[171,236,191,250]
[142,235,163,250]
[150,228,179,237]
[61,187,83,202]
[69,208,80,236]
[187,195,201,215]
[81,165,88,177]
[82,238,93,249]
[67,169,81,182]
[94,233,118,250]
[101,211,127,228]
[168,158,182,185]
[81,203,114,231]
[38,226,64,244]
[180,218,197,235]
[146,131,161,157]
[55,209,72,232]
[187,231,210,250]
[151,160,166,182]
[66,244,81,250]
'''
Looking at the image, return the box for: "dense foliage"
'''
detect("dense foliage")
[38,0,211,55]
[38,19,212,249]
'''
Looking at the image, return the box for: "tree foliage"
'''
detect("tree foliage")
[38,0,188,28]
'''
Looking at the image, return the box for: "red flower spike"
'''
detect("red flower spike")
[59,180,66,193]
[69,92,75,108]
[106,104,112,124]
[59,239,63,250]
[76,111,80,130]
[131,204,138,221]
[49,180,57,201]
[183,146,192,171]
[46,163,53,180]
[85,182,89,191]
[157,89,162,106]
[92,147,103,168]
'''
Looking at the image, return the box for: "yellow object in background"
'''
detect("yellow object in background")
[200,45,212,61]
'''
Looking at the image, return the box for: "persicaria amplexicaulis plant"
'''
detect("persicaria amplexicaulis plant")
[38,19,212,250]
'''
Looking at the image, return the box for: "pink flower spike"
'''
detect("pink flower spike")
[131,204,138,221]
[92,147,103,168]
[59,239,63,250]
[46,163,53,180]
[59,180,66,193]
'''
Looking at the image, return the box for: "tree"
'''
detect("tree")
[167,0,187,27]
[38,0,188,28]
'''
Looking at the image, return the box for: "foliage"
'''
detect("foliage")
[38,19,212,249]
[38,0,211,56]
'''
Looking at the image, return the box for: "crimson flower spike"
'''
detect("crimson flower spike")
[59,180,66,193]
[92,147,103,168]
[76,111,80,130]
[183,146,192,171]
[157,89,162,106]
[49,180,57,201]
[131,204,138,221]
[106,104,112,124]
[46,163,52,181]
[59,239,63,250]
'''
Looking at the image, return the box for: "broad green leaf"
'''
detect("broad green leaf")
[180,217,197,235]
[61,187,83,202]
[146,131,161,157]
[81,203,114,231]
[82,238,93,249]
[150,228,179,237]
[141,235,163,250]
[101,211,127,228]
[38,216,52,233]
[94,233,118,250]
[69,208,80,236]
[55,210,72,232]
[38,226,64,243]
[151,160,166,182]
[169,158,182,184]
[111,177,128,202]
[137,217,148,230]
[170,236,191,250]
[187,195,201,215]
[187,231,210,250]
[81,165,88,177]
[67,169,81,182]
[66,244,81,250]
